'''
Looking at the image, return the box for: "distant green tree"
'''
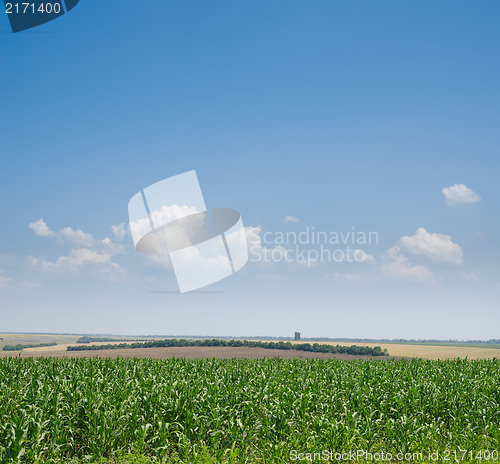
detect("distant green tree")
[2,342,57,351]
[66,339,389,356]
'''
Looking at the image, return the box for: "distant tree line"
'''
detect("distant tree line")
[67,339,388,356]
[76,337,117,343]
[2,342,57,351]
[77,336,128,344]
[76,336,154,344]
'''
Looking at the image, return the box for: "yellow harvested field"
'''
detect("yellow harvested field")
[0,333,80,349]
[23,340,130,353]
[0,335,138,355]
[286,341,500,360]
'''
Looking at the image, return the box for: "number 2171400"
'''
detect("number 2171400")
[5,3,61,14]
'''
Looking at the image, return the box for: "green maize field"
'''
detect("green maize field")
[0,357,499,463]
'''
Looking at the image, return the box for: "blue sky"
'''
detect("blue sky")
[1,0,499,338]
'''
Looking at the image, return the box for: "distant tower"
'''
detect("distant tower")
[294,332,301,341]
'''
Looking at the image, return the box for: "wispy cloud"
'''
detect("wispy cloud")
[245,226,290,266]
[256,273,286,281]
[28,219,127,281]
[283,216,300,223]
[111,223,128,242]
[460,271,479,282]
[0,269,14,288]
[0,268,41,291]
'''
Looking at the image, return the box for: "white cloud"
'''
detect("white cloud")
[30,248,126,281]
[30,218,125,252]
[284,216,300,223]
[58,227,99,247]
[29,219,55,238]
[442,183,481,206]
[112,223,127,242]
[150,204,199,226]
[129,205,201,248]
[326,272,363,282]
[31,248,109,270]
[380,246,435,282]
[352,250,376,264]
[29,218,100,247]
[29,219,127,281]
[398,227,462,265]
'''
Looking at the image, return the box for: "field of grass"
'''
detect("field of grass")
[0,334,80,351]
[1,357,499,463]
[371,342,500,350]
